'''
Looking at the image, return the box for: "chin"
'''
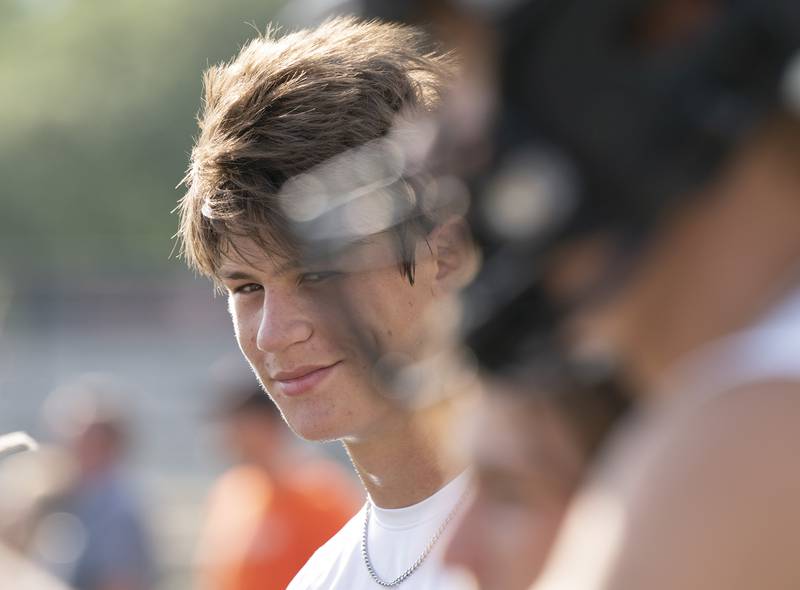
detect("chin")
[278,401,354,443]
[271,375,391,443]
[286,419,344,443]
[282,400,388,444]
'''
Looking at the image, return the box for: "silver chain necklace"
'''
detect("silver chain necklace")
[360,486,470,587]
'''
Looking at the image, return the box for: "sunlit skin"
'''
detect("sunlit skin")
[218,224,475,508]
[523,119,800,590]
[219,233,435,440]
[445,389,583,590]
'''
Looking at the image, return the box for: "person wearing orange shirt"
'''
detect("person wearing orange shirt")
[196,385,361,590]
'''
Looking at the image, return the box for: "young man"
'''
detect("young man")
[177,17,476,589]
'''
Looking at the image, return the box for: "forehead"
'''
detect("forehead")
[217,232,404,278]
[217,235,293,276]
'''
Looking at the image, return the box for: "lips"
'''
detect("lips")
[271,362,340,396]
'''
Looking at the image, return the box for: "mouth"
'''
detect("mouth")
[272,362,341,397]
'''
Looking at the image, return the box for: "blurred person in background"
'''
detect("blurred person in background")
[388,0,800,588]
[0,543,73,590]
[195,366,361,590]
[38,374,156,590]
[0,433,74,589]
[0,439,71,559]
[177,16,479,590]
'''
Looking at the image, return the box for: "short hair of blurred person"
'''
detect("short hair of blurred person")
[177,16,478,590]
[44,375,133,481]
[212,383,286,466]
[38,374,155,590]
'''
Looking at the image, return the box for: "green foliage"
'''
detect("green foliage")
[0,0,284,275]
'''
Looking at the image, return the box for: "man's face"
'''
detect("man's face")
[445,390,581,590]
[218,232,444,442]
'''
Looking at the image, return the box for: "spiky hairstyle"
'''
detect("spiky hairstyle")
[177,16,454,285]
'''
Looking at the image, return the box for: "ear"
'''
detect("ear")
[428,217,478,292]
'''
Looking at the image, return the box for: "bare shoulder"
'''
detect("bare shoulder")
[673,379,800,467]
[601,380,800,590]
[700,377,800,428]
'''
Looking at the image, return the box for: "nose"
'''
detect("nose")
[256,288,313,353]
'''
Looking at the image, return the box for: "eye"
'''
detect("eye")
[298,270,341,285]
[231,283,263,295]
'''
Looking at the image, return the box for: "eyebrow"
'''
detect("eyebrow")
[217,236,380,281]
[218,270,258,281]
[218,259,301,282]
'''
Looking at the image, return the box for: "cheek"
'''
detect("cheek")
[228,298,259,355]
[475,494,567,576]
[494,501,567,586]
[366,280,433,346]
[448,499,521,588]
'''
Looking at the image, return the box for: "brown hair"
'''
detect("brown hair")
[176,16,454,286]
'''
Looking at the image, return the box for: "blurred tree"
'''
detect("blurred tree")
[0,0,284,278]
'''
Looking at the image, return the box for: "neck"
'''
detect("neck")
[342,395,471,509]
[584,121,800,394]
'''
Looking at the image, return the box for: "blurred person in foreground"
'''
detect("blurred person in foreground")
[177,16,479,589]
[443,370,626,590]
[196,373,361,590]
[411,0,800,588]
[38,374,156,590]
